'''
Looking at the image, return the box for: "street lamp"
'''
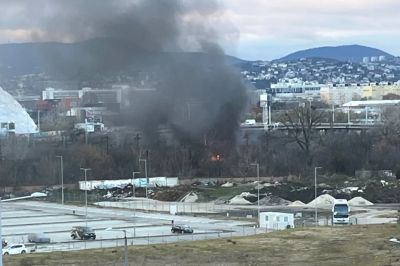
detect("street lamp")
[0,192,47,266]
[314,166,323,226]
[56,155,64,205]
[139,159,148,198]
[250,163,260,227]
[106,228,128,266]
[80,168,91,227]
[131,171,140,198]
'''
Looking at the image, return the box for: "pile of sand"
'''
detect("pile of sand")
[307,194,335,208]
[179,191,198,203]
[348,196,373,206]
[288,200,306,207]
[228,195,252,205]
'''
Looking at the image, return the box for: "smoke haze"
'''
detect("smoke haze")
[3,0,247,146]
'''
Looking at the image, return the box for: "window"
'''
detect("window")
[284,216,288,222]
[276,216,280,222]
[265,215,269,221]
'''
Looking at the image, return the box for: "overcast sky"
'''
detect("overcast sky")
[1,0,399,60]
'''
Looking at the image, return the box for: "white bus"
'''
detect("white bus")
[332,199,350,224]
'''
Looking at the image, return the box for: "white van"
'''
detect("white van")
[244,119,256,126]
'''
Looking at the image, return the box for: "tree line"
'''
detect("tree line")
[1,105,400,187]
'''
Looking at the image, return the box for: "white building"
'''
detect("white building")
[370,56,379,62]
[268,80,323,102]
[320,84,363,105]
[42,87,122,104]
[362,57,370,64]
[259,212,294,230]
[42,88,83,100]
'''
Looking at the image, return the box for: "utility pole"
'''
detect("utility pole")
[250,163,260,227]
[314,166,322,226]
[106,228,128,266]
[37,110,41,132]
[123,230,128,266]
[139,159,148,198]
[80,168,91,227]
[56,155,64,205]
[132,171,140,198]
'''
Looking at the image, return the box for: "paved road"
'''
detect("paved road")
[1,201,261,253]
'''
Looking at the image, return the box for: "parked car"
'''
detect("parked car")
[171,225,194,234]
[28,233,51,243]
[71,226,96,240]
[2,244,27,255]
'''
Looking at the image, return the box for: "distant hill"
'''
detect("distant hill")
[0,38,247,77]
[279,45,394,62]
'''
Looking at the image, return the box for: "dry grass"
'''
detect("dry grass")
[6,224,400,266]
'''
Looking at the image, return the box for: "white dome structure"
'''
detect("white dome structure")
[0,87,38,134]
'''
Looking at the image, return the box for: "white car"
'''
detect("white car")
[2,244,27,255]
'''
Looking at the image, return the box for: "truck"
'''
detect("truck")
[332,199,350,224]
[71,226,96,240]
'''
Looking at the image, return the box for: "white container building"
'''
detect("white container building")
[259,212,294,230]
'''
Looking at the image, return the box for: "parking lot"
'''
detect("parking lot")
[1,200,260,253]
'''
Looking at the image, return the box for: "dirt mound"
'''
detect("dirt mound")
[257,195,291,206]
[348,196,373,206]
[288,200,306,207]
[307,194,335,208]
[179,191,198,203]
[228,194,253,205]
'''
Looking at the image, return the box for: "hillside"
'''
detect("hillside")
[279,44,393,62]
[0,38,246,77]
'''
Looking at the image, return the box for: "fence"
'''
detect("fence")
[17,227,264,254]
[94,199,256,214]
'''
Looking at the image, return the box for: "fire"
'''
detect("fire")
[211,154,222,161]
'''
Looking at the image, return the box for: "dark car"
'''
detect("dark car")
[28,233,51,243]
[171,225,194,234]
[2,240,7,248]
[71,226,96,240]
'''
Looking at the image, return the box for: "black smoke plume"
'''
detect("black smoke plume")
[8,0,247,147]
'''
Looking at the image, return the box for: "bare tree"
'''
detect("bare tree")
[283,102,325,166]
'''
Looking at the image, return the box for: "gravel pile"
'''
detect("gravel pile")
[288,200,306,207]
[307,194,335,208]
[348,196,373,206]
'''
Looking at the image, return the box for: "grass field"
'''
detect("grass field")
[6,224,400,266]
